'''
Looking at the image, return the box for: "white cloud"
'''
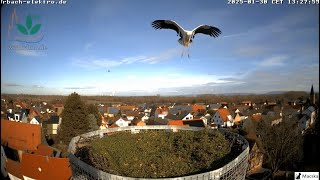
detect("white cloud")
[72,48,180,69]
[259,56,287,67]
[58,73,235,95]
[220,32,248,39]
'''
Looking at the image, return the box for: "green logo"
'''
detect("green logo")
[16,15,41,35]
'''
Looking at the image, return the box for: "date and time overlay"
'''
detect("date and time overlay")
[228,0,319,4]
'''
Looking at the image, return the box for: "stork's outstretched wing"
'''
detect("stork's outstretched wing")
[192,25,221,38]
[151,20,185,37]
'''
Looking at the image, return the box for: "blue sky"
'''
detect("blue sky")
[1,0,319,96]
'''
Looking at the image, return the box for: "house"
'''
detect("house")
[166,111,193,121]
[30,117,40,125]
[220,102,229,108]
[169,105,192,115]
[182,112,193,120]
[105,107,119,118]
[124,111,139,121]
[233,113,248,126]
[52,104,64,116]
[141,114,149,121]
[9,110,28,123]
[46,116,61,135]
[231,105,249,114]
[97,106,107,115]
[131,118,146,126]
[207,103,222,110]
[114,117,129,127]
[154,107,169,119]
[119,105,137,114]
[241,101,252,106]
[211,108,234,128]
[99,112,108,130]
[14,102,28,109]
[298,106,316,131]
[29,109,42,120]
[199,113,212,126]
[1,119,72,180]
[144,108,152,116]
[191,104,206,112]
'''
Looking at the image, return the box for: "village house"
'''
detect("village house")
[123,110,140,121]
[191,104,206,113]
[169,105,192,115]
[166,111,194,121]
[51,104,64,116]
[30,117,40,125]
[241,101,253,106]
[98,112,108,130]
[206,103,222,111]
[141,114,150,122]
[105,107,119,118]
[154,107,169,119]
[1,119,72,179]
[46,116,61,135]
[131,118,146,126]
[199,113,212,126]
[114,117,129,127]
[298,106,316,132]
[233,112,248,126]
[211,108,234,128]
[119,105,138,114]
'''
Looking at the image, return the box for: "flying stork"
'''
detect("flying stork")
[151,20,222,58]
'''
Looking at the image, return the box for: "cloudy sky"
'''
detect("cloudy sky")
[1,1,319,96]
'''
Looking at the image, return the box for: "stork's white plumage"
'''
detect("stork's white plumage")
[151,20,221,58]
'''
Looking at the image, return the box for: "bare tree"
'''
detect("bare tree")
[256,116,303,177]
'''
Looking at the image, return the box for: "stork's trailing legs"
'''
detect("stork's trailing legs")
[181,47,185,58]
[188,48,190,59]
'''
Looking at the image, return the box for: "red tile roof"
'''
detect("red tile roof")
[119,106,137,110]
[217,109,232,122]
[168,120,185,126]
[21,152,72,180]
[1,119,41,151]
[156,107,169,114]
[192,104,206,112]
[32,144,53,156]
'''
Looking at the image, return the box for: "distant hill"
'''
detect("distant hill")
[265,91,288,95]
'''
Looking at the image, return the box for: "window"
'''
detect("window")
[3,146,20,162]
